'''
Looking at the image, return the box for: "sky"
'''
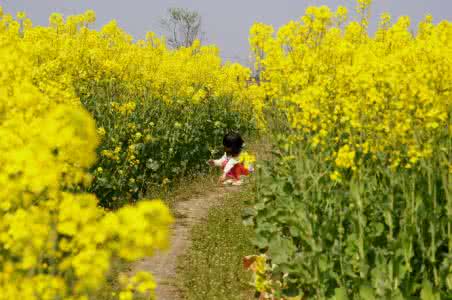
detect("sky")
[2,0,451,65]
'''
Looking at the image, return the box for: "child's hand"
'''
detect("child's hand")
[218,174,226,184]
[208,159,215,167]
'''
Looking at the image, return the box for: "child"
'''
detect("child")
[208,133,252,186]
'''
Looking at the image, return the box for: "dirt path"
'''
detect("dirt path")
[129,186,239,300]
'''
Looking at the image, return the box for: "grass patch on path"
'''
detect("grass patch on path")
[177,187,255,300]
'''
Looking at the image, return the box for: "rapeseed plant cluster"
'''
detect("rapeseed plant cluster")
[2,8,261,207]
[251,4,449,172]
[249,1,451,298]
[0,8,175,299]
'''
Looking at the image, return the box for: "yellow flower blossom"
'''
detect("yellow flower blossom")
[0,11,174,298]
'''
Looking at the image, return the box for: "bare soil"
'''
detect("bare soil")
[129,185,239,300]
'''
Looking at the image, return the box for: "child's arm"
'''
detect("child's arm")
[208,153,226,167]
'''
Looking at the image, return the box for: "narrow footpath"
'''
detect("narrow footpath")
[129,186,239,300]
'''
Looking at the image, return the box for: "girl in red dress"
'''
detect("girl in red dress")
[208,133,251,186]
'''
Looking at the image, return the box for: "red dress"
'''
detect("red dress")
[222,160,249,180]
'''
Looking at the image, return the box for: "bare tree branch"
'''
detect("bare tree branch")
[160,8,203,49]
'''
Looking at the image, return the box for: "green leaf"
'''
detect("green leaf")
[359,284,375,300]
[420,279,439,300]
[318,255,328,272]
[333,287,348,300]
[289,225,300,237]
[447,273,452,290]
[253,234,268,249]
[269,236,295,264]
[390,289,405,300]
[374,222,384,236]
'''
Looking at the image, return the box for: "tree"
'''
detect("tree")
[160,8,204,49]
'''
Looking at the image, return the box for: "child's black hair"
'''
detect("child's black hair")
[223,132,244,156]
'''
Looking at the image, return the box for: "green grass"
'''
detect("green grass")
[177,187,255,300]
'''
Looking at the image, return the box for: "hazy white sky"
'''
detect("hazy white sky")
[2,0,451,64]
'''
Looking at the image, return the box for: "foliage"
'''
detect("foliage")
[0,9,173,299]
[247,1,451,299]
